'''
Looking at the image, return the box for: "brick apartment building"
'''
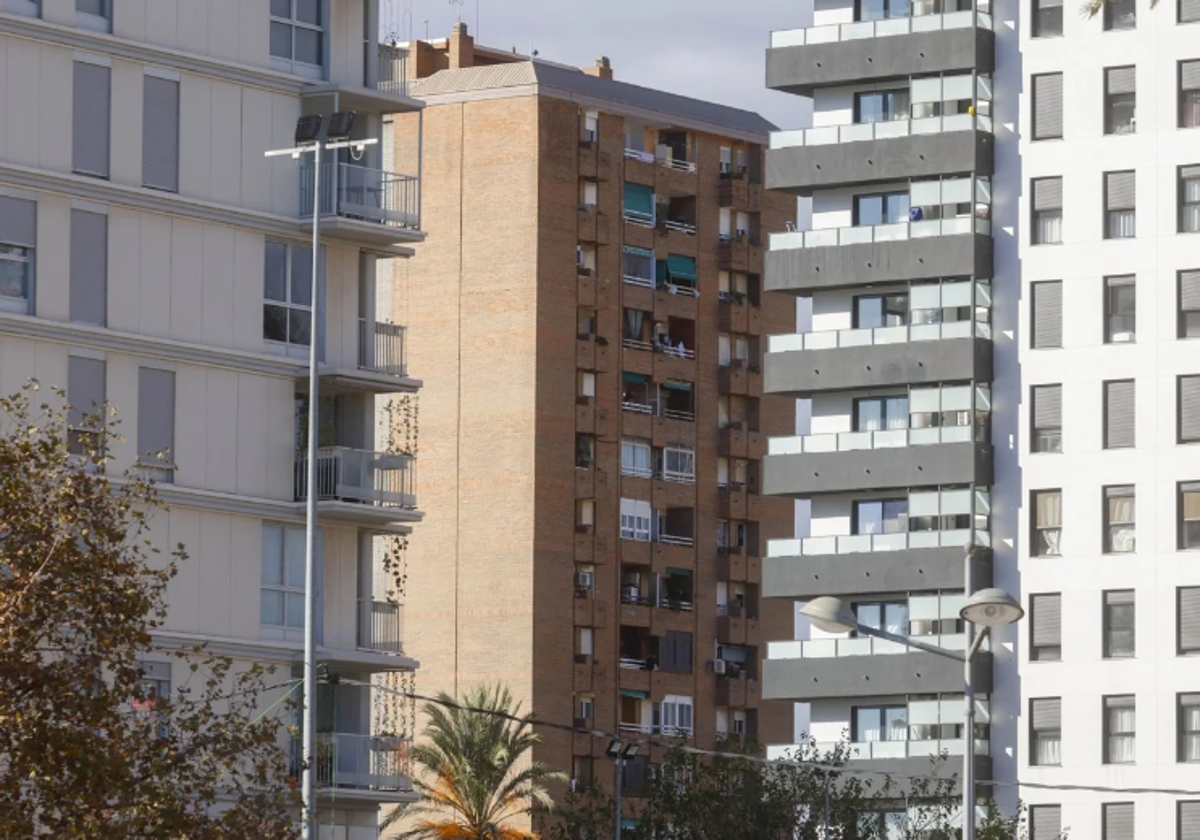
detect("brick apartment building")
[385,23,797,813]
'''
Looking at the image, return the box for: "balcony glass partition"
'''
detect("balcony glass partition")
[770,7,993,48]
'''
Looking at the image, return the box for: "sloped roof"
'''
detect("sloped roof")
[410,61,777,139]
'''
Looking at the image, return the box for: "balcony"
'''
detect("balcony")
[767,116,993,195]
[764,535,992,599]
[295,447,419,530]
[300,44,422,115]
[300,733,414,802]
[317,319,414,393]
[358,599,403,655]
[766,741,991,787]
[299,162,422,250]
[767,10,995,95]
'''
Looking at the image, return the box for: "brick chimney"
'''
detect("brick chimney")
[582,56,613,80]
[448,21,474,69]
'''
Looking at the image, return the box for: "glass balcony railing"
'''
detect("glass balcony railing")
[768,424,978,455]
[768,319,989,353]
[767,738,989,761]
[769,9,993,48]
[768,632,979,659]
[771,114,992,149]
[770,215,989,251]
[767,528,990,558]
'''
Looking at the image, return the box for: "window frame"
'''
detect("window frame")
[1030,697,1062,767]
[1180,693,1200,762]
[260,523,307,631]
[1032,489,1063,557]
[1181,60,1200,128]
[1031,179,1064,245]
[1103,695,1136,765]
[1181,166,1200,233]
[1031,384,1063,453]
[76,0,111,32]
[269,0,326,79]
[263,240,316,358]
[1103,590,1135,659]
[1104,275,1136,342]
[1103,76,1137,136]
[620,498,652,542]
[0,244,34,315]
[1030,592,1062,662]
[1031,0,1063,37]
[1181,483,1200,549]
[1180,270,1200,338]
[1103,0,1136,28]
[621,439,653,478]
[1103,485,1136,555]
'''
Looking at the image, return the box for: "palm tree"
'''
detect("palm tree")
[383,685,565,840]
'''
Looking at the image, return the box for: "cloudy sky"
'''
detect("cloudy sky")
[382,0,810,129]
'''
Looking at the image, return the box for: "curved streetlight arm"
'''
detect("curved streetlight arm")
[850,622,991,663]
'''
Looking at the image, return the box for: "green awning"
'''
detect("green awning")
[623,183,654,221]
[623,245,654,259]
[662,381,692,392]
[667,568,693,577]
[623,372,649,384]
[620,689,650,699]
[666,254,697,282]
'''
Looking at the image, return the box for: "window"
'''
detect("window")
[1104,67,1137,134]
[1182,61,1200,128]
[1185,0,1200,23]
[621,439,651,477]
[261,524,306,630]
[1104,486,1135,554]
[135,661,170,709]
[854,89,909,124]
[1104,0,1136,27]
[853,705,908,742]
[581,180,598,208]
[1032,490,1062,557]
[853,498,908,535]
[578,627,594,658]
[853,294,907,329]
[70,210,107,326]
[661,446,695,483]
[1181,270,1200,337]
[578,307,596,337]
[143,75,180,193]
[1102,379,1136,449]
[660,695,694,735]
[1103,803,1134,840]
[1032,73,1064,140]
[620,498,652,541]
[1104,590,1135,658]
[1181,165,1200,232]
[854,191,909,227]
[576,434,594,468]
[1182,376,1200,443]
[1032,178,1063,244]
[1104,172,1136,238]
[622,246,654,286]
[1181,694,1200,760]
[1030,698,1062,765]
[578,694,594,721]
[0,196,36,315]
[67,356,106,456]
[856,0,908,21]
[578,371,596,398]
[1182,484,1200,549]
[577,499,594,529]
[76,0,110,31]
[1104,696,1135,764]
[73,61,110,178]
[659,632,693,674]
[137,368,175,482]
[573,756,594,788]
[583,110,598,142]
[264,241,319,356]
[1032,0,1063,36]
[854,395,908,432]
[854,601,907,635]
[1104,276,1136,341]
[1031,384,1062,453]
[1031,280,1063,347]
[270,0,324,77]
[1030,805,1062,840]
[1030,593,1062,661]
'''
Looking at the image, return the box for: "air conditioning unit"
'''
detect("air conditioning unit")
[710,659,727,675]
[622,584,641,602]
[575,571,594,590]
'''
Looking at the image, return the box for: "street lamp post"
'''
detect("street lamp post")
[606,739,641,840]
[265,113,377,840]
[799,582,1023,840]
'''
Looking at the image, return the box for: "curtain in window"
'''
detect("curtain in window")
[1107,706,1135,763]
[884,708,908,741]
[1183,177,1200,232]
[1036,492,1062,527]
[1185,707,1200,761]
[856,708,882,742]
[1184,91,1200,129]
[886,397,909,430]
[1035,210,1062,244]
[1035,734,1061,766]
[858,400,883,432]
[1108,494,1135,552]
[885,603,908,635]
[1107,209,1135,238]
[625,309,644,341]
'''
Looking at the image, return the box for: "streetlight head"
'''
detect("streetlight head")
[295,115,324,146]
[606,740,622,758]
[327,110,357,142]
[799,596,858,634]
[623,742,641,758]
[961,588,1024,627]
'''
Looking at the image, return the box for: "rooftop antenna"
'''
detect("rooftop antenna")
[422,18,429,40]
[449,0,464,23]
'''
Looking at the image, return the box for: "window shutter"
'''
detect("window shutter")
[1182,376,1200,441]
[1184,60,1200,91]
[1105,380,1136,448]
[1033,177,1063,211]
[1182,271,1200,312]
[1183,165,1200,180]
[0,197,36,247]
[137,368,175,464]
[1032,593,1062,647]
[142,76,179,192]
[1030,805,1062,840]
[73,61,110,178]
[1184,0,1200,22]
[1103,803,1134,840]
[1181,801,1200,840]
[1106,171,1136,210]
[1107,590,1135,607]
[1181,588,1200,651]
[1106,66,1136,95]
[1033,73,1063,139]
[69,210,107,325]
[1031,697,1061,729]
[1032,281,1063,348]
[1032,384,1061,429]
[67,357,106,429]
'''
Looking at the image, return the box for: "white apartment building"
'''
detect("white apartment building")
[0,2,423,836]
[760,0,1200,836]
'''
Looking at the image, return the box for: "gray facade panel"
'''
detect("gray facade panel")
[766,131,993,196]
[763,336,992,395]
[762,441,993,497]
[765,234,994,295]
[763,650,993,700]
[763,547,993,600]
[766,28,994,95]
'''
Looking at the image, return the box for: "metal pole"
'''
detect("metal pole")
[823,770,830,838]
[301,142,323,840]
[614,756,623,840]
[962,544,976,840]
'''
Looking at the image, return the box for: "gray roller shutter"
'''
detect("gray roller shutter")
[1181,587,1200,651]
[72,61,110,178]
[1181,376,1200,441]
[1106,171,1136,209]
[1033,384,1062,429]
[67,356,105,429]
[1183,165,1200,180]
[1032,281,1063,348]
[1031,593,1061,646]
[1184,60,1200,91]
[1030,804,1061,840]
[1106,66,1136,95]
[1107,589,1135,607]
[69,209,107,326]
[1033,73,1063,140]
[0,197,36,247]
[137,368,175,469]
[142,76,179,192]
[1031,697,1061,730]
[1183,270,1200,313]
[1184,0,1200,22]
[1033,177,1063,210]
[1181,800,1200,840]
[1103,802,1134,840]
[1105,380,1135,448]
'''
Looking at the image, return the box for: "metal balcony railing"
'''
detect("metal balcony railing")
[771,113,993,149]
[767,528,990,558]
[767,424,979,455]
[770,8,993,48]
[297,732,413,792]
[358,599,403,654]
[377,44,409,96]
[295,447,417,510]
[300,162,421,231]
[358,319,407,378]
[768,633,980,660]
